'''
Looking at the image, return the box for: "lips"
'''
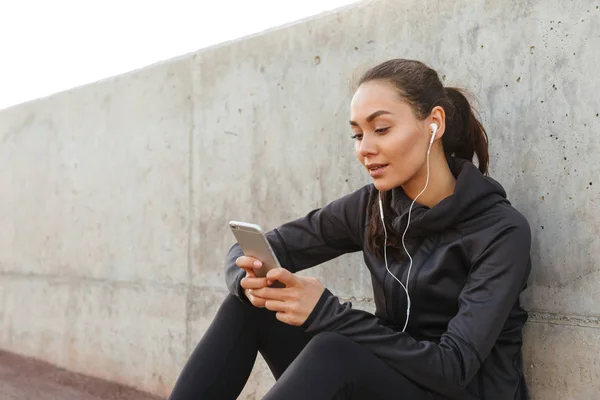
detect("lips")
[366,163,388,171]
[366,163,389,178]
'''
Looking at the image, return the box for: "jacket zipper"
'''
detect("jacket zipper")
[391,257,409,329]
[390,238,427,330]
[382,255,391,320]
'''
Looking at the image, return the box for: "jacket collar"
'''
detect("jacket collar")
[389,157,508,236]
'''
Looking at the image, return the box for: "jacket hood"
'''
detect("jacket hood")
[389,157,508,236]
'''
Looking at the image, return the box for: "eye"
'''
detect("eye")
[350,133,363,141]
[375,127,390,134]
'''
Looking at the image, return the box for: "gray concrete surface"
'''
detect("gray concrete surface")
[0,0,599,398]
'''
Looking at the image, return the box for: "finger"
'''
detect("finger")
[236,256,263,269]
[242,268,256,278]
[252,287,290,301]
[266,268,297,286]
[240,276,269,290]
[247,291,267,308]
[264,299,288,313]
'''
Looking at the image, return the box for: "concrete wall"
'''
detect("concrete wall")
[1,0,599,398]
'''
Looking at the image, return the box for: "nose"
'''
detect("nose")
[357,133,377,158]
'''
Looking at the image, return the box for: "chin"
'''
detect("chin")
[372,173,408,191]
[372,179,396,192]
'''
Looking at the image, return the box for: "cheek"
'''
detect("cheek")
[387,129,418,158]
[385,128,426,171]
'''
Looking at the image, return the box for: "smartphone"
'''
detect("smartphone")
[229,221,285,287]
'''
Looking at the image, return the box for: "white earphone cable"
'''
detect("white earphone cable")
[378,125,436,333]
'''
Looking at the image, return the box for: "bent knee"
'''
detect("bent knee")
[218,293,268,318]
[305,332,356,355]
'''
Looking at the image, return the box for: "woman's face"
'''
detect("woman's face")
[350,80,431,191]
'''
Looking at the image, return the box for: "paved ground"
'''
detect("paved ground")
[0,351,164,400]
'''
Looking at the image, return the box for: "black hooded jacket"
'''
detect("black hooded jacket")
[225,157,532,400]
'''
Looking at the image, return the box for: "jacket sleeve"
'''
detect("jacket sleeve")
[225,185,372,302]
[300,215,532,396]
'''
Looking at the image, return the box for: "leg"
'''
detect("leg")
[263,332,436,400]
[168,294,259,400]
[257,302,312,379]
[169,294,311,400]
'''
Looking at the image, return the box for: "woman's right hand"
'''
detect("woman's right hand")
[236,256,273,308]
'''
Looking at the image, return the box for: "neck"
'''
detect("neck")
[401,150,456,208]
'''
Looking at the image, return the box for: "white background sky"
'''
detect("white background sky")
[0,0,358,110]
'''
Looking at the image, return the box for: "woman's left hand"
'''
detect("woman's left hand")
[251,268,325,326]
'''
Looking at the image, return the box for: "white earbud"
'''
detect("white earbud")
[429,123,438,145]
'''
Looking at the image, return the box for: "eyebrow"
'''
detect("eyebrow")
[349,110,393,126]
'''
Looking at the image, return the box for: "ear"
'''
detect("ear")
[428,106,446,142]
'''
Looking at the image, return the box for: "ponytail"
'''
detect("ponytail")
[443,87,489,175]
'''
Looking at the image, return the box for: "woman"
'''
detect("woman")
[169,59,532,400]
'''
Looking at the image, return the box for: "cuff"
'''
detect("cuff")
[301,288,334,331]
[235,274,252,305]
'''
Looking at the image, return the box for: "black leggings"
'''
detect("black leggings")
[169,294,435,400]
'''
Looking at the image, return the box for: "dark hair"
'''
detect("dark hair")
[357,59,489,258]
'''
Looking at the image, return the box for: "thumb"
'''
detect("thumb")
[266,268,296,286]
